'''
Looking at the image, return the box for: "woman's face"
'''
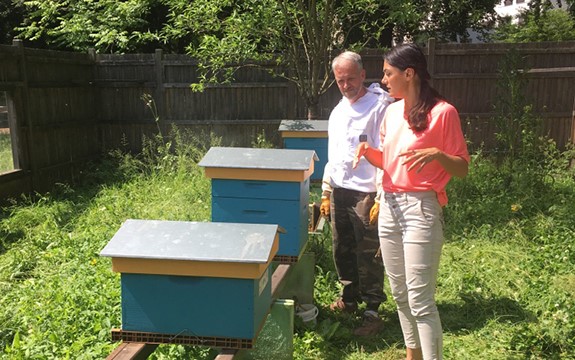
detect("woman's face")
[381,61,408,99]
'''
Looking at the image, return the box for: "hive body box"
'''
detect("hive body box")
[100,219,279,345]
[199,147,316,261]
[278,120,328,182]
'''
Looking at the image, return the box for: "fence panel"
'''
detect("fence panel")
[1,39,574,199]
[0,41,99,198]
[426,40,575,150]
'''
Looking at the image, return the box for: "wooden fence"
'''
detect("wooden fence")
[0,40,98,198]
[426,39,575,152]
[1,38,574,199]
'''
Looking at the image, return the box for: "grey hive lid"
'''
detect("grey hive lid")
[100,219,279,264]
[198,146,318,170]
[278,119,328,132]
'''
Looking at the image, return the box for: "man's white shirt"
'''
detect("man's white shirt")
[322,83,394,194]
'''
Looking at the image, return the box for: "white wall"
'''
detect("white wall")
[495,0,562,20]
[495,1,530,18]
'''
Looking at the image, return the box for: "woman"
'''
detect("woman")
[353,43,469,359]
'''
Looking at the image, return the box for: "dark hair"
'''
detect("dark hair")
[384,43,444,132]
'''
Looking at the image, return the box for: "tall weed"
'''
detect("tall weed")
[0,124,220,359]
[441,50,575,359]
[1,87,575,358]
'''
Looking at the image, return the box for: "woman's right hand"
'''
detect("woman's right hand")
[353,142,370,169]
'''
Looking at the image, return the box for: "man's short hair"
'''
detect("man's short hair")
[332,51,363,72]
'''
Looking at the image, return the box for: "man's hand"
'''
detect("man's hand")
[320,196,330,218]
[369,201,379,225]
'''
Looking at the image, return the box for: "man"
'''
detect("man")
[320,51,393,336]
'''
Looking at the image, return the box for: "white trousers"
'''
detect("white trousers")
[379,191,444,360]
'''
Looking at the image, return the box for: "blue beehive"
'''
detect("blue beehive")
[278,120,328,182]
[198,147,317,262]
[99,219,280,347]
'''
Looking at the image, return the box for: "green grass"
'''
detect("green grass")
[1,128,574,359]
[0,132,13,173]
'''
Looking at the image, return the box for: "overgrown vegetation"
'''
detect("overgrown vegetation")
[1,57,575,359]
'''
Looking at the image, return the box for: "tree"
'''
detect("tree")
[14,0,506,118]
[530,0,575,18]
[382,0,499,43]
[16,0,169,52]
[168,0,392,119]
[561,0,575,18]
[15,0,393,119]
[175,0,502,118]
[0,0,26,45]
[490,2,575,42]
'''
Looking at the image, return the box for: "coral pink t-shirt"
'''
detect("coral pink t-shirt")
[379,99,469,206]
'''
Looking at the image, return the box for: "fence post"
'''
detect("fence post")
[154,49,166,130]
[287,80,298,120]
[12,39,32,180]
[427,37,436,86]
[87,48,96,62]
[571,95,575,148]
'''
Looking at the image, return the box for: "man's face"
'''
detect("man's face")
[333,59,366,103]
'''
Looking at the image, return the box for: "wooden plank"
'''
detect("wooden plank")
[528,67,575,73]
[163,82,289,88]
[0,82,25,90]
[106,343,158,360]
[271,264,292,298]
[427,37,436,80]
[215,348,238,360]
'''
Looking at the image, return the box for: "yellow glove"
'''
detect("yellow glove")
[320,196,330,218]
[369,201,379,225]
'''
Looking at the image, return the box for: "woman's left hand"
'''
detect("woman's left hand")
[400,147,442,173]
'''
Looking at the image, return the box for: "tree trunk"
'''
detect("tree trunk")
[307,100,320,120]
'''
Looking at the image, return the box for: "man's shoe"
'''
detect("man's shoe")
[329,298,358,313]
[353,311,383,336]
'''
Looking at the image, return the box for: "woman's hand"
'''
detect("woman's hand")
[353,142,370,169]
[400,147,441,173]
[400,147,469,177]
[354,142,384,170]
